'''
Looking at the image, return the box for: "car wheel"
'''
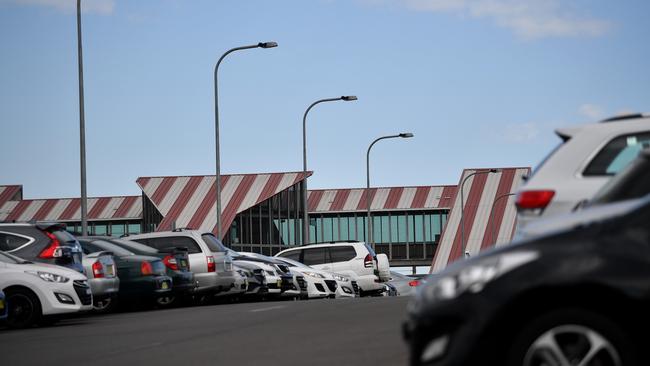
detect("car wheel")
[506,308,637,366]
[93,296,117,313]
[6,288,42,329]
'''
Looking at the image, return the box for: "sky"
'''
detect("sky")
[1,0,649,199]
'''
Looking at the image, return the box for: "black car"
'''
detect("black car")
[404,195,650,366]
[78,238,173,308]
[94,237,196,306]
[0,223,83,273]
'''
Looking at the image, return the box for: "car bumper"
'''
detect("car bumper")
[119,275,173,298]
[170,271,196,294]
[88,277,120,299]
[39,282,94,315]
[194,272,236,294]
[334,281,356,298]
[356,274,384,293]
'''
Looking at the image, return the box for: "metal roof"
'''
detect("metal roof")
[307,185,457,213]
[431,167,531,272]
[0,195,142,222]
[136,172,312,237]
[0,185,22,207]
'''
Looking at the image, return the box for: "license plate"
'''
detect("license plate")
[106,265,115,277]
[277,279,282,287]
[161,281,169,290]
[180,260,188,268]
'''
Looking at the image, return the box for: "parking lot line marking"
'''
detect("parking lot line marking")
[250,305,285,313]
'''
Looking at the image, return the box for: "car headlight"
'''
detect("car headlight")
[27,271,70,283]
[333,274,349,282]
[303,272,325,279]
[423,251,538,302]
[265,270,275,276]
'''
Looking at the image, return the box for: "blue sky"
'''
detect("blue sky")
[1,0,649,198]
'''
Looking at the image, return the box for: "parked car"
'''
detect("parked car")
[276,241,390,296]
[0,290,7,321]
[127,229,235,296]
[226,250,291,298]
[515,113,650,232]
[90,237,195,306]
[404,194,650,365]
[80,250,119,312]
[78,238,172,309]
[387,271,421,296]
[235,251,303,299]
[0,251,92,328]
[516,148,650,240]
[275,256,358,298]
[0,223,84,273]
[219,267,248,299]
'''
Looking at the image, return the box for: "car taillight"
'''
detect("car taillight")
[39,231,61,259]
[207,256,216,272]
[92,261,104,278]
[364,254,373,268]
[516,190,555,210]
[141,261,153,276]
[163,255,179,271]
[408,280,420,287]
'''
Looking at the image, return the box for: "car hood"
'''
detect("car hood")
[515,198,643,240]
[6,261,87,280]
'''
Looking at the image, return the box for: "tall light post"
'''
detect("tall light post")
[490,192,515,245]
[214,41,277,239]
[366,133,414,247]
[460,169,500,256]
[76,0,88,236]
[301,96,357,245]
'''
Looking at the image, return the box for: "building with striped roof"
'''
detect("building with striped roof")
[0,166,529,272]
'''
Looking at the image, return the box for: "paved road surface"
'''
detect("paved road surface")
[0,297,411,366]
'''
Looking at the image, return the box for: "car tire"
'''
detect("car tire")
[5,288,42,329]
[505,308,638,366]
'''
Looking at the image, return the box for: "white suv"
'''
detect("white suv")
[275,242,390,296]
[0,251,92,328]
[515,114,650,233]
[128,229,235,295]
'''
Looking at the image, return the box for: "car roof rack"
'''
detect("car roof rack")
[600,113,649,123]
[172,227,194,232]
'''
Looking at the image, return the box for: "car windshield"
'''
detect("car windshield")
[109,239,159,255]
[277,257,310,268]
[90,240,135,256]
[202,233,227,253]
[0,251,31,264]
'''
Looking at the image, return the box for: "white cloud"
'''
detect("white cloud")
[502,121,539,143]
[376,0,611,39]
[579,103,605,120]
[2,0,115,15]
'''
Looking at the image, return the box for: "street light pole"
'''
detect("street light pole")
[460,169,499,257]
[490,192,515,245]
[301,96,357,245]
[214,41,277,240]
[76,0,88,236]
[366,133,414,247]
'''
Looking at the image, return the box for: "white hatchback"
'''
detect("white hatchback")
[275,242,390,296]
[515,114,650,233]
[0,251,92,328]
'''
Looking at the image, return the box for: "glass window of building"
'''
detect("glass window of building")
[111,223,125,237]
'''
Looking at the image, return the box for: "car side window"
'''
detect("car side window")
[144,236,202,254]
[0,232,30,251]
[303,248,327,265]
[329,246,356,263]
[584,132,650,176]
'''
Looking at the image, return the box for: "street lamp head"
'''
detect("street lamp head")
[258,41,278,48]
[341,95,358,101]
[399,132,414,138]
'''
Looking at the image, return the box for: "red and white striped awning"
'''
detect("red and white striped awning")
[0,195,142,222]
[136,171,311,237]
[307,186,457,213]
[0,185,22,207]
[431,167,530,272]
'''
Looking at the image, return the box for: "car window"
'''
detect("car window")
[0,232,30,251]
[85,240,134,256]
[135,236,202,254]
[51,229,78,244]
[110,239,158,254]
[302,248,327,266]
[590,153,650,205]
[329,246,356,263]
[583,132,650,176]
[201,233,227,253]
[278,250,301,262]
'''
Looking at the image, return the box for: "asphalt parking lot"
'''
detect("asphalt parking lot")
[0,296,410,366]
